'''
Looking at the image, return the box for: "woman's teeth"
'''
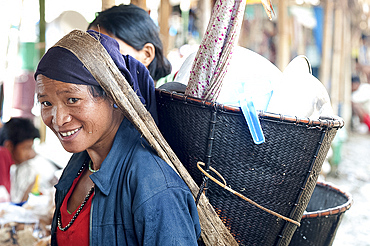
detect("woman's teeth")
[60,128,79,137]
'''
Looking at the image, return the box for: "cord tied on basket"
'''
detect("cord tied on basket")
[196,161,301,227]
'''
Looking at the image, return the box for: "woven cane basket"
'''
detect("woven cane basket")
[155,89,344,246]
[289,181,353,246]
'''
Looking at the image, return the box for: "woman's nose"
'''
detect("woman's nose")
[51,105,72,126]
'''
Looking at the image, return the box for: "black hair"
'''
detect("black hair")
[352,75,360,83]
[0,118,40,147]
[88,84,107,98]
[88,4,172,81]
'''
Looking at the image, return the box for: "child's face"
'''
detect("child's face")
[11,139,36,164]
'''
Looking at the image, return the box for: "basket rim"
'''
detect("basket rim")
[156,89,345,129]
[302,181,353,219]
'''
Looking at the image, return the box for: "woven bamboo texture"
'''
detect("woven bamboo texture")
[289,181,353,246]
[156,89,344,246]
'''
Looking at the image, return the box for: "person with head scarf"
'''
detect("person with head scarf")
[88,4,172,84]
[35,30,201,246]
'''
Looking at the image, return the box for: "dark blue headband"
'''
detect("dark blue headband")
[34,30,154,107]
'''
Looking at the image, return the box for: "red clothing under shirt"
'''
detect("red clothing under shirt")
[0,147,14,193]
[56,168,93,246]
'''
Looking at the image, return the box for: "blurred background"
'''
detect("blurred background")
[0,0,368,163]
[0,0,369,245]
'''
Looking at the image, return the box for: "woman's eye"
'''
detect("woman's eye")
[67,98,79,104]
[41,101,52,107]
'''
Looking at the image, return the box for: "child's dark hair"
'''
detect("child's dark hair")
[88,4,172,81]
[0,118,40,147]
[351,75,360,83]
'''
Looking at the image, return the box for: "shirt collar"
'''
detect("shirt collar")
[88,118,139,196]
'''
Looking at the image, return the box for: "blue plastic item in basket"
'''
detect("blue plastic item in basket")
[239,88,273,144]
[227,80,273,144]
[240,99,264,144]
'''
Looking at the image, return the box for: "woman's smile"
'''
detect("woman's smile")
[36,75,123,155]
[59,127,82,138]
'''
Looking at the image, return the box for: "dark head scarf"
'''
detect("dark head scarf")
[34,30,158,122]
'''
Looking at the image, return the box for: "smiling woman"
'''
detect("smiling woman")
[34,30,201,246]
[36,75,120,155]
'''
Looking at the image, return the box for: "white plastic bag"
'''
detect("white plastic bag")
[267,55,334,119]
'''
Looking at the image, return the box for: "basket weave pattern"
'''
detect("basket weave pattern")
[156,89,343,246]
[289,182,353,246]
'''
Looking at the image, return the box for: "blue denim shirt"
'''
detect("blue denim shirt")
[51,118,201,245]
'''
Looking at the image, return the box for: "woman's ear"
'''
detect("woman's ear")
[140,43,155,68]
[3,140,14,152]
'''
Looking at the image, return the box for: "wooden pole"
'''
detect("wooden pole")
[197,0,212,39]
[131,0,147,10]
[330,1,343,115]
[277,0,290,71]
[102,0,116,11]
[159,0,171,56]
[341,1,352,124]
[320,0,334,91]
[39,0,46,143]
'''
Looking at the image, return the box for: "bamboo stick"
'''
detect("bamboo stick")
[320,0,334,91]
[53,30,238,246]
[101,0,115,11]
[159,0,171,56]
[340,0,352,126]
[277,0,290,71]
[331,3,343,115]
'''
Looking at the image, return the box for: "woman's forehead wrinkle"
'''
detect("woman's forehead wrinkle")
[37,81,83,98]
[55,86,82,95]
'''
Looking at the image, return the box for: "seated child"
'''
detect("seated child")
[0,117,40,202]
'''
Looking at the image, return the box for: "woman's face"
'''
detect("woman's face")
[36,75,122,154]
